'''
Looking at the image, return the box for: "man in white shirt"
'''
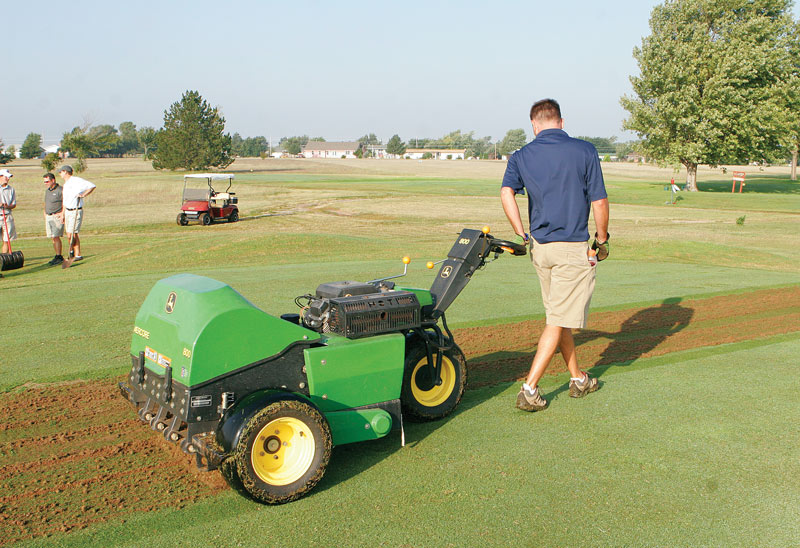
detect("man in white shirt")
[58,165,96,261]
[0,168,17,255]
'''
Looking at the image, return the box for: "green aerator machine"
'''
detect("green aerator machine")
[119,227,525,504]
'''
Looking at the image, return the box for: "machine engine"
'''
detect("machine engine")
[300,281,421,338]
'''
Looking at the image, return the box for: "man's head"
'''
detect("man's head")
[58,165,73,180]
[44,173,56,187]
[529,99,563,136]
[0,168,11,186]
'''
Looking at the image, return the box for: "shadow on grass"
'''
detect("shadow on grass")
[314,382,508,497]
[696,177,800,194]
[467,298,694,401]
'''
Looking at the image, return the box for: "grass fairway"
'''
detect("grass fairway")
[17,338,800,548]
[1,158,798,546]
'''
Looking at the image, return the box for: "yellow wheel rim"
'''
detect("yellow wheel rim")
[251,417,315,486]
[410,355,457,407]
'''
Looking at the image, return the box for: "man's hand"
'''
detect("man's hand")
[512,233,530,246]
[591,233,610,261]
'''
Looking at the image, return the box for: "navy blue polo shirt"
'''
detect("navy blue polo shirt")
[501,128,607,243]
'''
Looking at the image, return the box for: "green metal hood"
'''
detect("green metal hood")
[131,274,319,387]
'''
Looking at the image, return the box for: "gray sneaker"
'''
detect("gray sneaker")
[516,387,548,412]
[569,372,599,398]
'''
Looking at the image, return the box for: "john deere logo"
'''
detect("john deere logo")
[441,266,452,278]
[165,292,177,313]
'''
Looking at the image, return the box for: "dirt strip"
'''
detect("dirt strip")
[0,285,798,545]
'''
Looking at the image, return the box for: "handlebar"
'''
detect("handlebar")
[486,237,527,256]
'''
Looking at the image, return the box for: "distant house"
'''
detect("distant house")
[403,148,466,160]
[302,141,360,159]
[366,144,388,158]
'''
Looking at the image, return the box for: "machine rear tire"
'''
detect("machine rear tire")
[234,399,331,504]
[401,338,467,421]
[228,210,239,223]
[201,213,213,225]
[177,213,188,226]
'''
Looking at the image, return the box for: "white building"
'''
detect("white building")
[302,141,360,159]
[403,148,466,160]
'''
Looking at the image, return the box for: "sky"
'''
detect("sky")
[3,0,799,146]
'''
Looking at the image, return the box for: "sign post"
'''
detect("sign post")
[732,171,746,193]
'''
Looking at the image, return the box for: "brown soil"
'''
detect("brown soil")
[1,285,798,544]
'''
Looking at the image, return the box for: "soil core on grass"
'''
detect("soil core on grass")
[1,285,798,545]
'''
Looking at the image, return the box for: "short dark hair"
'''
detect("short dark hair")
[529,99,561,123]
[44,173,55,181]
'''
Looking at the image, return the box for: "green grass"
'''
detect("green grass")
[2,158,799,546]
[19,337,800,548]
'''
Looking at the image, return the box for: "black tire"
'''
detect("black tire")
[177,213,188,226]
[234,399,331,504]
[201,213,213,225]
[401,337,467,421]
[219,456,249,497]
[228,210,239,223]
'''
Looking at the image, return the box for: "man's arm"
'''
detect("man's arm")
[591,197,609,242]
[501,186,527,238]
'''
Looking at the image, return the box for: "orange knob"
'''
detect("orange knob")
[402,256,411,265]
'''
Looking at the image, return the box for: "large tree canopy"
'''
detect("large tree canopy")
[152,90,233,171]
[20,133,43,159]
[621,0,799,190]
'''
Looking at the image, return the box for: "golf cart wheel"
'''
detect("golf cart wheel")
[234,399,331,504]
[201,213,213,225]
[401,339,467,421]
[228,210,239,223]
[177,213,188,226]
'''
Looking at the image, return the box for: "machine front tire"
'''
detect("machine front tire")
[234,399,331,504]
[177,213,189,226]
[401,338,467,421]
[201,213,213,225]
[228,210,239,223]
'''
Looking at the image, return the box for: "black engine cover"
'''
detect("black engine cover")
[327,291,421,338]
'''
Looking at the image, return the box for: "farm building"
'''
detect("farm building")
[302,141,360,159]
[403,148,466,160]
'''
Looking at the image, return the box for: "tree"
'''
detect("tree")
[60,126,96,172]
[466,136,492,159]
[386,134,406,156]
[88,125,121,157]
[118,121,139,156]
[576,136,617,155]
[20,132,43,159]
[0,139,12,164]
[280,136,309,156]
[151,90,233,171]
[137,126,157,160]
[498,129,527,155]
[41,153,60,172]
[621,0,798,190]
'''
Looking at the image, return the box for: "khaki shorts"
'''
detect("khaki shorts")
[531,239,596,329]
[65,209,83,233]
[45,214,64,238]
[0,212,15,243]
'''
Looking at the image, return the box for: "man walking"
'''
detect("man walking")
[43,173,65,266]
[0,168,17,255]
[58,165,95,261]
[500,99,610,412]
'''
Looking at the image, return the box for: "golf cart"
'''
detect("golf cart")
[177,174,239,226]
